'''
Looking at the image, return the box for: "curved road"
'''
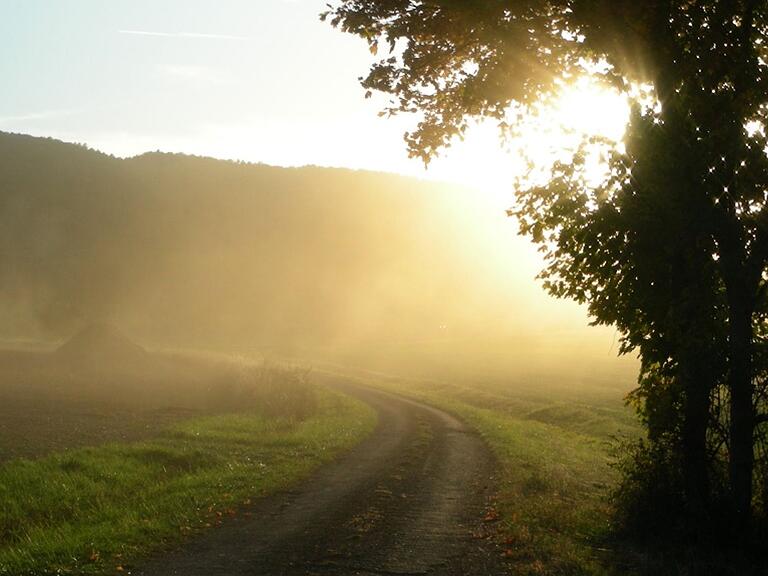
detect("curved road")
[137,377,507,575]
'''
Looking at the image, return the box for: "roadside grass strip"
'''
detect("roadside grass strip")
[0,388,376,575]
[451,402,619,575]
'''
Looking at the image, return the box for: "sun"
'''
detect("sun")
[422,75,631,208]
[553,76,630,142]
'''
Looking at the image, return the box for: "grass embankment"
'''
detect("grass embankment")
[0,387,376,576]
[335,371,639,576]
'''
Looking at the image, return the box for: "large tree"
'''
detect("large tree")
[325,0,768,532]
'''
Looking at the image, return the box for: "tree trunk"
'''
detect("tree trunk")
[681,363,711,520]
[728,292,754,531]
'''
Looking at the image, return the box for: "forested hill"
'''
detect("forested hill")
[0,132,503,349]
[0,131,635,384]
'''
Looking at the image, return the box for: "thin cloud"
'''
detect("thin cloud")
[0,108,81,125]
[118,30,248,41]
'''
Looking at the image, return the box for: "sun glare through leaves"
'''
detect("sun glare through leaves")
[423,75,631,210]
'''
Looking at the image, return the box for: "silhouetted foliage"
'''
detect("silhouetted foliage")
[612,435,687,539]
[326,0,768,552]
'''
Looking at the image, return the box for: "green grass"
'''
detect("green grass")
[450,401,619,575]
[329,371,640,576]
[0,387,376,576]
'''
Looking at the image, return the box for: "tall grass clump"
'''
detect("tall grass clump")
[206,362,318,419]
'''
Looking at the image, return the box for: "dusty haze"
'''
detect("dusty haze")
[0,131,635,391]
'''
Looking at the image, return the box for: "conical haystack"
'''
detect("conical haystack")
[56,323,147,371]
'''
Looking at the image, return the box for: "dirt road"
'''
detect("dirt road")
[136,378,507,575]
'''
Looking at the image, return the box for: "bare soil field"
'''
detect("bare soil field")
[0,385,199,462]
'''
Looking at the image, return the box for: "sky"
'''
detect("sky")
[0,0,521,192]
